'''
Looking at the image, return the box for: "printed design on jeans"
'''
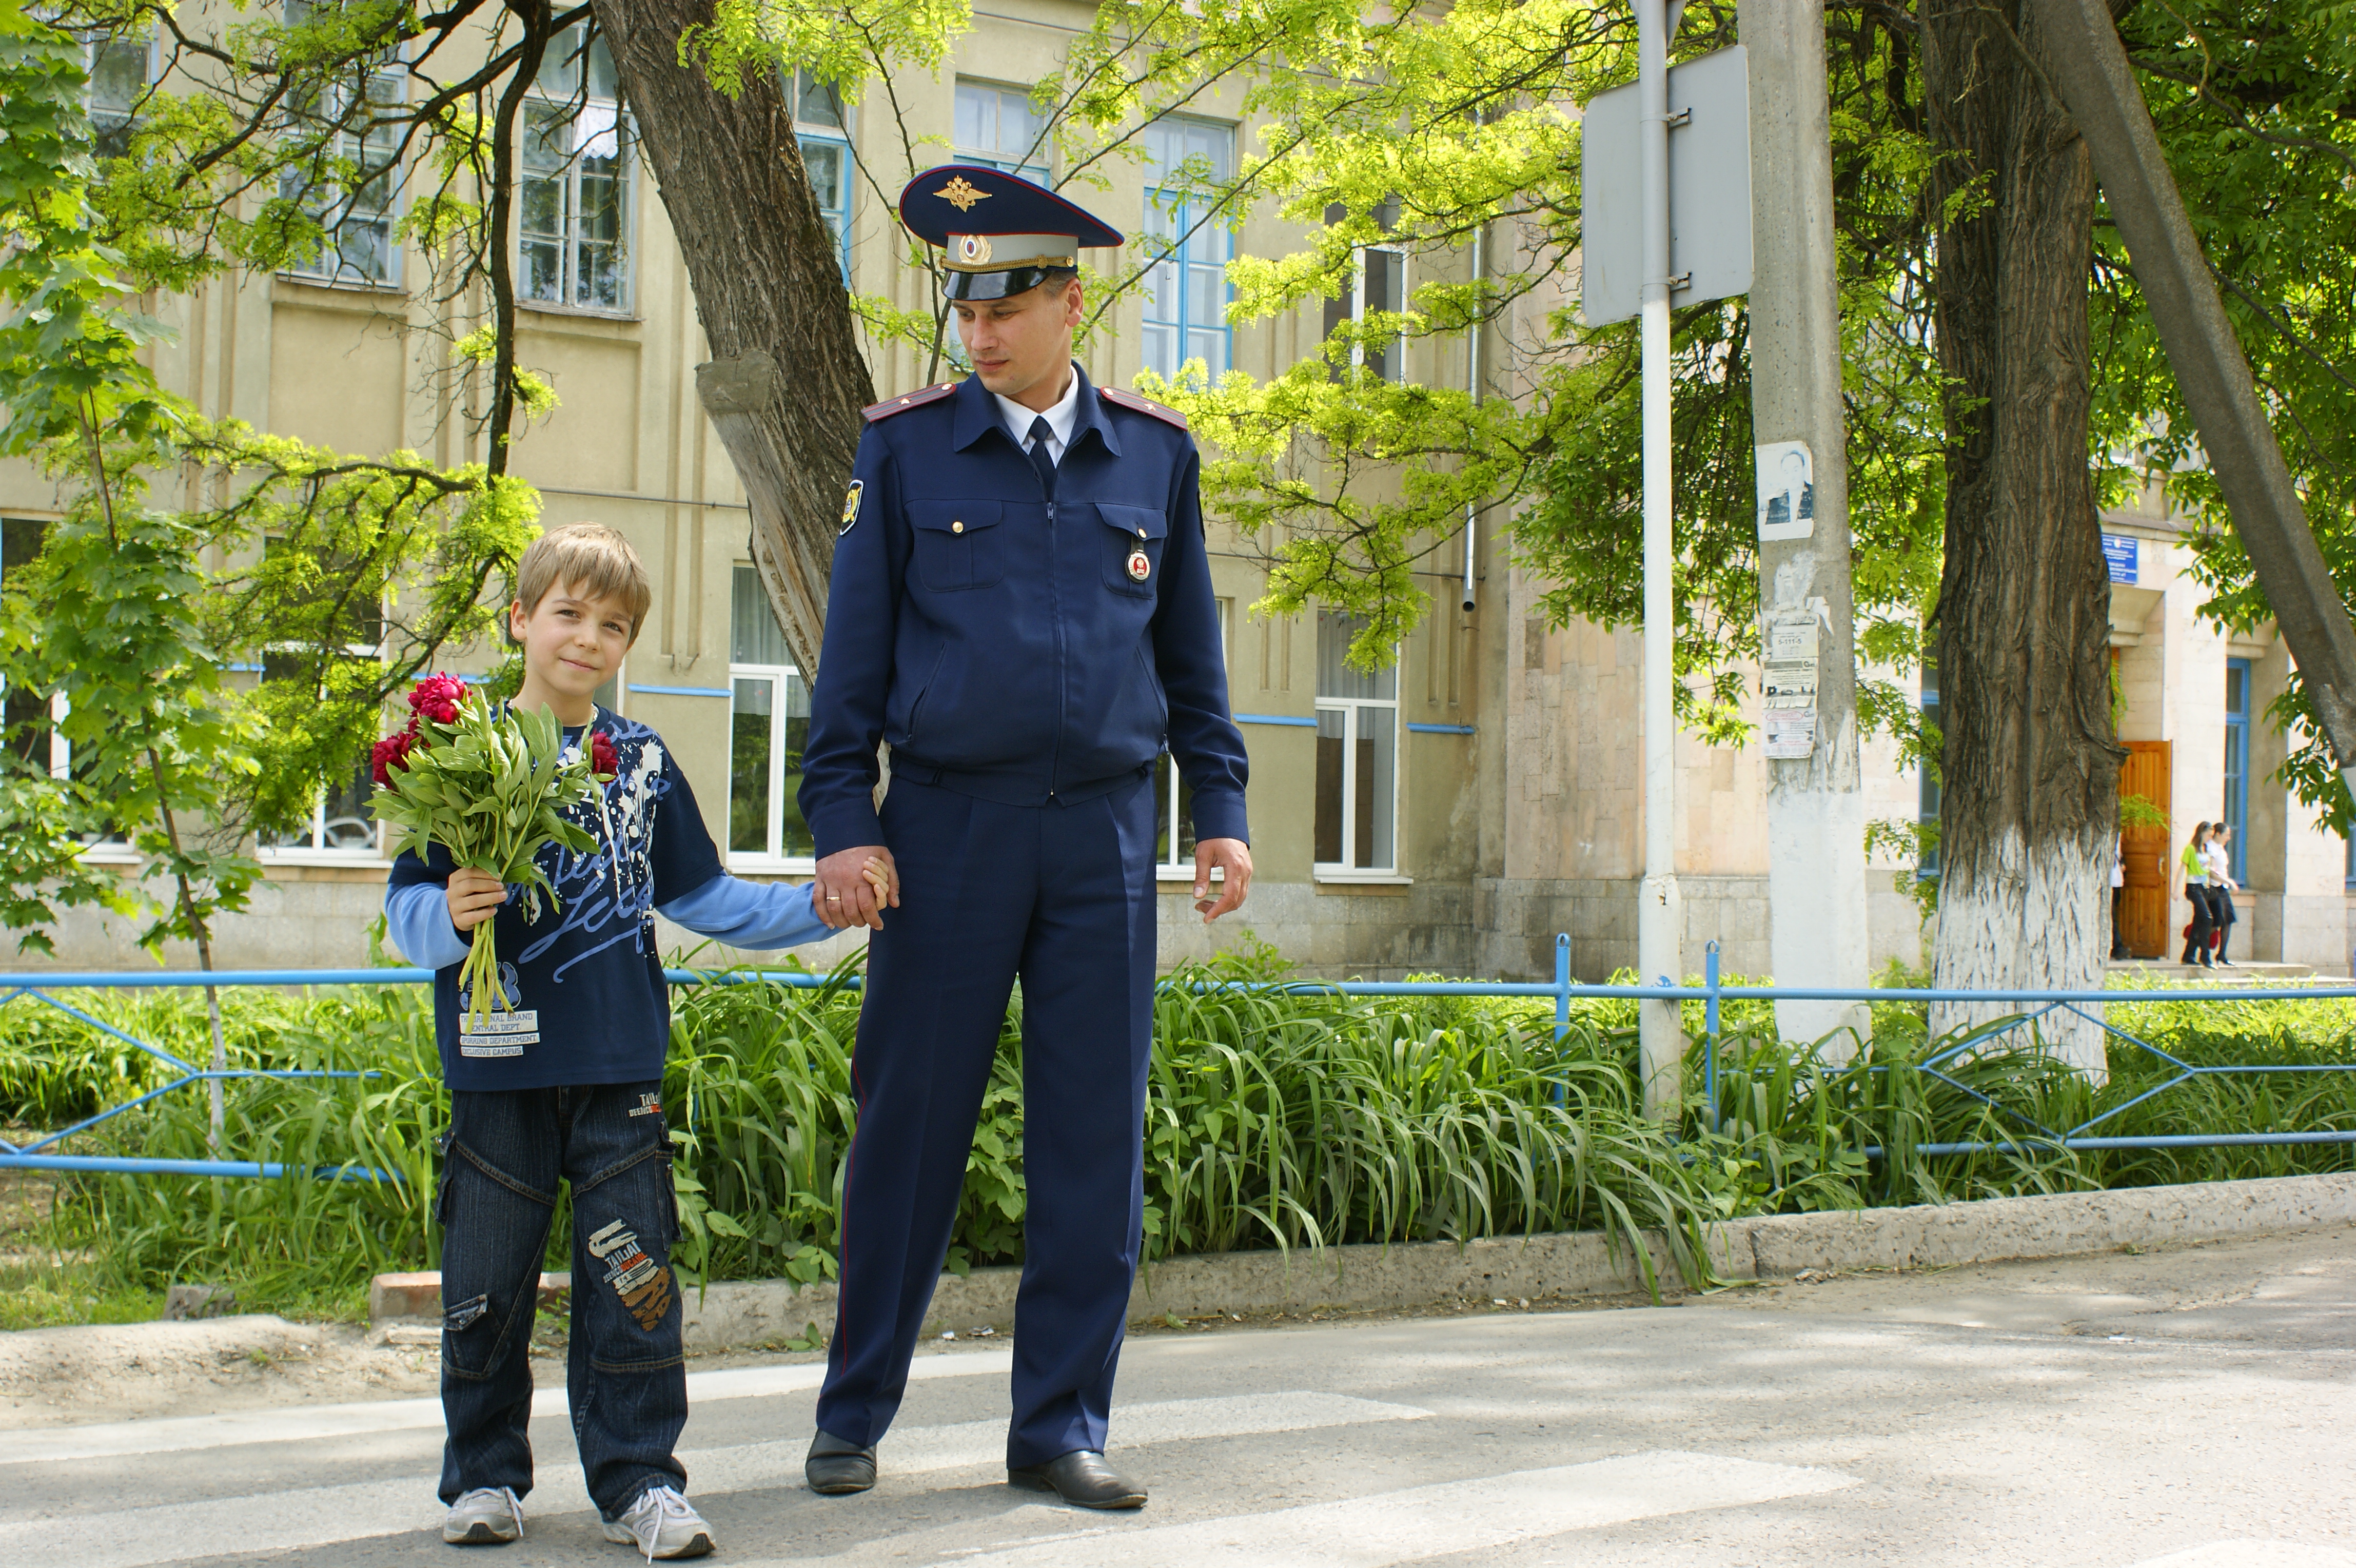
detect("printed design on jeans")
[587,1217,674,1330]
[519,715,678,980]
[626,1092,662,1119]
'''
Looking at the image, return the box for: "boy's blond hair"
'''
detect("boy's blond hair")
[516,523,652,643]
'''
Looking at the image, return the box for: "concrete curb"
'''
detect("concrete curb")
[667,1170,2356,1351]
[344,1172,2356,1352]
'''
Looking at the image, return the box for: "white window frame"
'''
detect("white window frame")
[1313,614,1405,883]
[1152,597,1228,881]
[256,631,390,865]
[952,79,1050,180]
[1350,238,1407,384]
[84,31,158,159]
[725,663,816,874]
[277,4,406,289]
[519,25,635,316]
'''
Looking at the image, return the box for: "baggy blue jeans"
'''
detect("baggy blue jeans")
[436,1081,686,1519]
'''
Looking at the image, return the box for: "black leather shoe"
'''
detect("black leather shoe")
[806,1429,877,1495]
[1007,1450,1147,1510]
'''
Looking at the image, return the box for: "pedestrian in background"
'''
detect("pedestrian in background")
[2110,833,2129,960]
[2179,821,2216,967]
[2206,822,2240,967]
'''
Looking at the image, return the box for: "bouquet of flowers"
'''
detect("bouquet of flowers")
[370,675,615,1026]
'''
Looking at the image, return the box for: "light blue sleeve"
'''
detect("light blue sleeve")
[384,880,470,970]
[657,874,833,951]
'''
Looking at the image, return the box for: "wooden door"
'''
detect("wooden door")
[2118,741,2172,958]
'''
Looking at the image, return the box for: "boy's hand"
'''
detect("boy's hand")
[446,868,507,932]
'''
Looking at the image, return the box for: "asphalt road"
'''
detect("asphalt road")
[5,1227,2352,1568]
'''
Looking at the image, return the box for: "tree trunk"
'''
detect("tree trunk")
[1920,0,2124,1069]
[588,0,876,675]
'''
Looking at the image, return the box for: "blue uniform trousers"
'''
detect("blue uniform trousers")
[815,770,1157,1467]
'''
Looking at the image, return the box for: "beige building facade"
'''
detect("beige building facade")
[5,5,2345,984]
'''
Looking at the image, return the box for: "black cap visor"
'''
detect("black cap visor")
[943,265,1072,302]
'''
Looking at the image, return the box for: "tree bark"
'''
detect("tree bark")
[1920,0,2124,1068]
[587,0,876,675]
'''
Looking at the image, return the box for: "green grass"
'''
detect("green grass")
[2,942,2352,1324]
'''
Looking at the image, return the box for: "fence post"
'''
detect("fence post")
[1705,939,1722,1135]
[1554,932,1571,1106]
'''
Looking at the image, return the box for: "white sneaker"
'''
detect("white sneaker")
[602,1484,714,1561]
[443,1486,523,1545]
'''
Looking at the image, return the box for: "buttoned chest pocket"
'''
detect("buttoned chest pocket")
[1098,505,1168,598]
[910,501,1004,591]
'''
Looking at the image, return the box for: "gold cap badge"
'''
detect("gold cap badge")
[937,176,991,212]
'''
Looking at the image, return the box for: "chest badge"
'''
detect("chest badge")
[1127,547,1152,582]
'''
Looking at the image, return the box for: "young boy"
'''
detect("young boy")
[385,523,890,1559]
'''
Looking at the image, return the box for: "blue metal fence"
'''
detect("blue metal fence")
[4,933,2354,1180]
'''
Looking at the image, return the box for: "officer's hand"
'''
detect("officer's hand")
[446,868,507,932]
[1193,838,1252,923]
[816,845,898,930]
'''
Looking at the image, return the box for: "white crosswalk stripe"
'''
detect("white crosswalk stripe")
[2128,1546,2356,1568]
[12,1391,1428,1568]
[0,1350,1015,1468]
[739,1452,1860,1568]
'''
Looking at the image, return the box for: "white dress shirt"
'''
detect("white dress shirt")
[992,362,1083,466]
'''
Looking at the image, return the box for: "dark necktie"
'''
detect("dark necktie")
[1025,415,1056,499]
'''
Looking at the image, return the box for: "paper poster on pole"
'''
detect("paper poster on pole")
[1763,711,1817,759]
[1755,439,1815,542]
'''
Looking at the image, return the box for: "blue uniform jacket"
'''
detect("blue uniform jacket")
[799,365,1250,857]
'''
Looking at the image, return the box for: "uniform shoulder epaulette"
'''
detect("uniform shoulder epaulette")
[863,383,957,422]
[1098,385,1188,430]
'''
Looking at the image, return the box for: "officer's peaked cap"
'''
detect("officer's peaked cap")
[898,164,1123,301]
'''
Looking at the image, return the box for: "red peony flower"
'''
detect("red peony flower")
[370,726,418,786]
[589,730,619,779]
[406,672,467,726]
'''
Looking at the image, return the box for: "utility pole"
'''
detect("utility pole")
[1739,0,1870,1051]
[1635,0,1682,1118]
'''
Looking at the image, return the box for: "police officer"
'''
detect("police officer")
[796,166,1253,1510]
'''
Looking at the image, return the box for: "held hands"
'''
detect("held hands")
[815,847,901,931]
[445,867,507,932]
[1193,837,1252,923]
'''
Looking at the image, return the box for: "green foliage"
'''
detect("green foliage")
[7,954,2355,1320]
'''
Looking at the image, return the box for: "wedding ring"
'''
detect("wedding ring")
[827,893,842,901]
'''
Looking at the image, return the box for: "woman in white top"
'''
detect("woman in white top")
[2204,826,2239,967]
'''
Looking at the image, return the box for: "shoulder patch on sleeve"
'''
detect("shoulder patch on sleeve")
[862,382,957,422]
[1099,385,1189,430]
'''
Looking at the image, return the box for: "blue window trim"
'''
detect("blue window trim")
[1143,188,1232,382]
[2224,657,2250,883]
[628,684,732,699]
[1235,712,1317,728]
[797,128,853,285]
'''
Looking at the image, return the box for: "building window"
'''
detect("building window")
[1,519,65,781]
[787,69,852,281]
[86,33,155,161]
[953,80,1049,179]
[728,566,814,868]
[1141,116,1234,383]
[278,3,404,287]
[1918,663,1941,880]
[1151,599,1230,877]
[522,26,631,312]
[1321,199,1406,383]
[1314,611,1397,873]
[2224,657,2249,884]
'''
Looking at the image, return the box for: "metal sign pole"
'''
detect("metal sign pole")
[1636,0,1683,1120]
